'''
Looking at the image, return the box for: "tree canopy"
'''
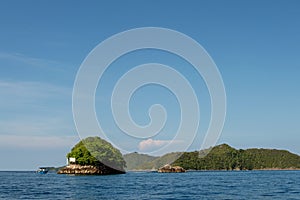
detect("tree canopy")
[124,144,300,170]
[67,137,126,171]
[172,144,300,170]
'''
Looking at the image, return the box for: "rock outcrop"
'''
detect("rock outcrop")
[158,164,186,173]
[57,164,125,175]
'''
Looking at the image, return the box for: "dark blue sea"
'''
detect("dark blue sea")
[0,171,299,199]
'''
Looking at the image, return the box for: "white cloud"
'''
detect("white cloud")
[138,139,170,151]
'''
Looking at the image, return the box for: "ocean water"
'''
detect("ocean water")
[0,171,299,200]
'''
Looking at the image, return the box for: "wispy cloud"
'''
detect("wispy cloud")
[0,80,70,99]
[0,52,68,72]
[0,135,79,149]
[0,80,71,114]
[0,80,75,140]
[0,117,75,136]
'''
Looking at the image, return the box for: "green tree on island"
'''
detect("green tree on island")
[67,136,126,171]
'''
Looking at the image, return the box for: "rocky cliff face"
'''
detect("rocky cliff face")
[57,164,125,175]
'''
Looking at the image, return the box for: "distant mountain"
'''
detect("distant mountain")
[137,152,182,170]
[124,144,300,171]
[124,152,183,170]
[124,152,158,170]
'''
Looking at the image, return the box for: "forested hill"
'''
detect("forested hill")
[124,152,181,170]
[66,136,126,171]
[124,144,300,170]
[124,152,158,170]
[173,144,300,170]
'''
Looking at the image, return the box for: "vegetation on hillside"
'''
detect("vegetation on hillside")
[138,152,182,170]
[124,144,300,171]
[67,137,126,171]
[124,152,157,170]
[124,152,182,170]
[173,144,300,170]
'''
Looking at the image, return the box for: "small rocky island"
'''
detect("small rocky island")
[158,164,186,173]
[57,137,126,175]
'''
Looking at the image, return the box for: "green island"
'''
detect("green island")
[57,136,126,175]
[57,136,300,174]
[124,144,300,171]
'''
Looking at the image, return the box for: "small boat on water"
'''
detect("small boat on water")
[37,167,49,174]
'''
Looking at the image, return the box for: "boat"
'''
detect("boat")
[37,167,49,174]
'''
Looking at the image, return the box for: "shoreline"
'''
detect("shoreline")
[1,169,300,173]
[57,164,125,175]
[251,168,300,171]
[127,168,300,172]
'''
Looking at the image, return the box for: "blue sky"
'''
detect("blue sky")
[0,1,300,170]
